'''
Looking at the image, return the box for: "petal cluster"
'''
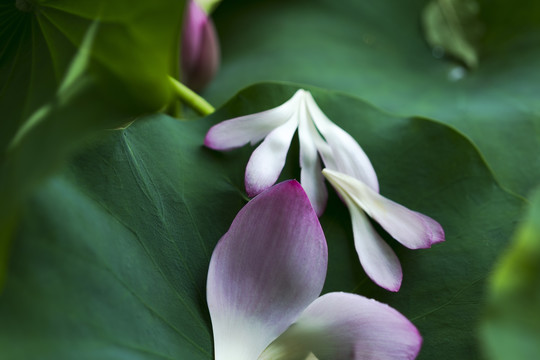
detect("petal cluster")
[207,181,422,360]
[205,89,445,291]
[205,89,378,216]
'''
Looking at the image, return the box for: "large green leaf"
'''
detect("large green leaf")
[206,0,540,197]
[0,83,523,359]
[481,187,540,360]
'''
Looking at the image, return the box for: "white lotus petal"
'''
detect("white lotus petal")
[245,112,299,196]
[324,169,445,249]
[207,181,328,360]
[324,169,403,291]
[305,92,379,192]
[298,95,327,216]
[260,292,422,360]
[345,195,403,291]
[204,90,304,150]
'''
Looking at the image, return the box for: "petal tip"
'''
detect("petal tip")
[273,180,318,209]
[283,178,304,190]
[359,245,403,292]
[203,132,215,149]
[296,88,307,96]
[386,283,402,292]
[264,179,304,195]
[204,125,224,150]
[244,161,274,197]
[376,273,402,292]
[408,323,424,358]
[246,179,305,199]
[245,175,265,198]
[418,215,446,249]
[431,222,446,245]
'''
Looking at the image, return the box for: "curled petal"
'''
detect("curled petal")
[305,92,379,193]
[298,95,327,216]
[204,90,303,150]
[207,181,328,360]
[323,169,445,249]
[261,292,422,360]
[245,114,299,197]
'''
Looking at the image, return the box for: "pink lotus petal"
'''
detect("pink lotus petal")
[245,115,299,197]
[305,92,379,193]
[181,0,220,91]
[298,95,327,216]
[207,180,328,360]
[261,292,422,360]
[182,0,206,72]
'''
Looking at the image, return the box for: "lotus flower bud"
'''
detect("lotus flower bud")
[181,0,220,92]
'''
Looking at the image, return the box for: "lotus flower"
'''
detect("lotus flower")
[207,180,422,359]
[181,0,220,92]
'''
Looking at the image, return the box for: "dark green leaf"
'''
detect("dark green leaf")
[206,0,540,197]
[0,83,524,359]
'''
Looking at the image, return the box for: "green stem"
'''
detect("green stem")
[168,76,215,116]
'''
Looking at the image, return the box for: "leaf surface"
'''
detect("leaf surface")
[0,83,524,359]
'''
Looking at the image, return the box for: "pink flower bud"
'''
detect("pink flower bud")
[181,0,220,92]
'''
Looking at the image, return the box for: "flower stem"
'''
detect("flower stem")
[168,76,215,116]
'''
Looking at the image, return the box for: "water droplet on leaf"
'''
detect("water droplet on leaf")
[448,66,467,81]
[432,46,446,59]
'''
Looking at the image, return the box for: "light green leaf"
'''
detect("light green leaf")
[0,0,186,155]
[481,187,540,360]
[0,83,524,359]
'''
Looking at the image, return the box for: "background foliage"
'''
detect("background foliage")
[1,0,539,359]
[208,0,540,196]
[481,187,540,360]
